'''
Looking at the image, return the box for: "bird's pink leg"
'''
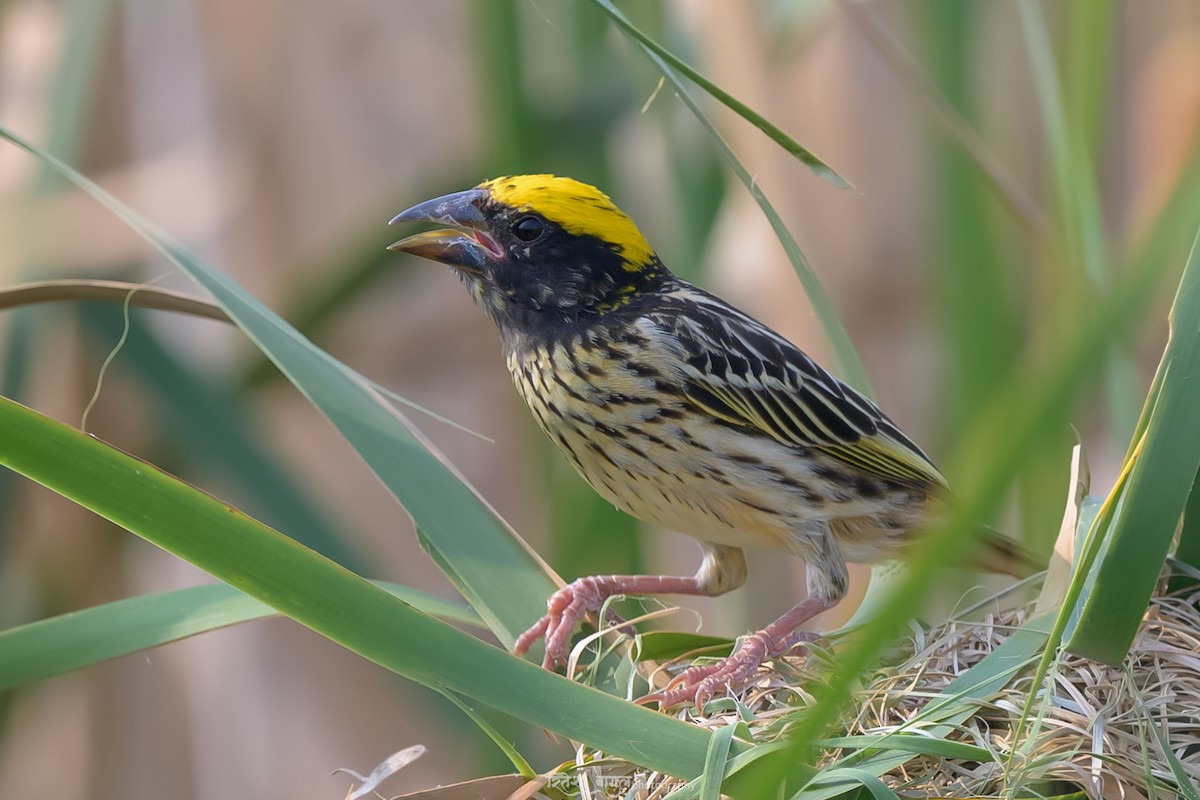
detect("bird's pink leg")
[514,544,748,670]
[643,593,835,709]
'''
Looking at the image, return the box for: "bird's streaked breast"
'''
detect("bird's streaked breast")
[503,320,855,552]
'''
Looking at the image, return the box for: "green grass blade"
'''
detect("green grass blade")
[699,723,737,800]
[236,222,419,390]
[439,691,537,779]
[40,0,111,176]
[818,735,991,762]
[633,632,733,661]
[0,313,33,571]
[0,125,554,647]
[588,0,852,190]
[801,767,899,800]
[1009,465,1130,760]
[82,307,366,571]
[0,395,714,777]
[1067,228,1200,663]
[1174,465,1200,581]
[0,279,490,441]
[1019,0,1142,451]
[1064,0,1115,165]
[733,200,1175,788]
[3,0,112,581]
[1018,0,1107,284]
[922,1,1024,444]
[1143,699,1200,800]
[641,48,873,396]
[0,581,480,690]
[836,1,1047,239]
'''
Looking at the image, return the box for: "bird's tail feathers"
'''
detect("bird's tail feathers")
[971,525,1043,578]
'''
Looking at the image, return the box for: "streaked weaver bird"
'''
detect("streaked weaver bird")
[388,175,1038,708]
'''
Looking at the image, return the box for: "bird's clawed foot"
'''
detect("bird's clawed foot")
[513,576,627,669]
[642,630,820,709]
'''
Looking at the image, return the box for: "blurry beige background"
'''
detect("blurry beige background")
[1,1,1198,798]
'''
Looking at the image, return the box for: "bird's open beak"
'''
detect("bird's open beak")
[387,188,502,274]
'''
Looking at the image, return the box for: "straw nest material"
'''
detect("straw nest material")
[564,578,1200,799]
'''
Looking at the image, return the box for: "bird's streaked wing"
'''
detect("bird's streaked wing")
[652,284,946,489]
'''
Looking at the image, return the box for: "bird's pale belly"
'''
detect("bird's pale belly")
[506,346,917,557]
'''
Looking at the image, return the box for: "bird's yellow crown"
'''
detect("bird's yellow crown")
[478,175,656,271]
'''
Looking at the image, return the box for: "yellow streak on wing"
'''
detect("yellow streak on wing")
[697,376,945,489]
[478,174,656,271]
[815,436,947,488]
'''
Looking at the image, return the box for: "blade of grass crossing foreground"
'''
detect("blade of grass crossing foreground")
[927,0,1025,434]
[0,581,480,690]
[1021,0,1141,451]
[1018,0,1107,285]
[0,279,497,442]
[1067,228,1200,663]
[0,396,716,778]
[0,126,553,647]
[82,307,366,572]
[731,194,1177,793]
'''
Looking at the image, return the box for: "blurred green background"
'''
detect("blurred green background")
[1,1,1197,797]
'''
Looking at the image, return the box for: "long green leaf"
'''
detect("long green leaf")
[818,735,991,762]
[699,724,737,800]
[835,0,1047,240]
[1068,229,1200,662]
[636,37,872,397]
[1019,0,1141,455]
[0,279,489,441]
[733,183,1176,790]
[440,691,537,779]
[82,307,365,571]
[1,0,113,584]
[0,313,32,576]
[588,0,852,190]
[1143,694,1200,800]
[803,768,900,800]
[0,395,715,778]
[1174,466,1200,582]
[1018,0,1107,284]
[0,125,553,648]
[0,581,480,691]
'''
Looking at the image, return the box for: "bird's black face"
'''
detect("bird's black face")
[389,177,662,338]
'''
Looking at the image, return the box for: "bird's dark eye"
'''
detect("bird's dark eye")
[512,215,545,242]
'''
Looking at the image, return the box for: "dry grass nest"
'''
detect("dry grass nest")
[564,575,1200,799]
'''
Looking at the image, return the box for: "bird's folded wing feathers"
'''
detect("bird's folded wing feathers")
[653,291,946,489]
